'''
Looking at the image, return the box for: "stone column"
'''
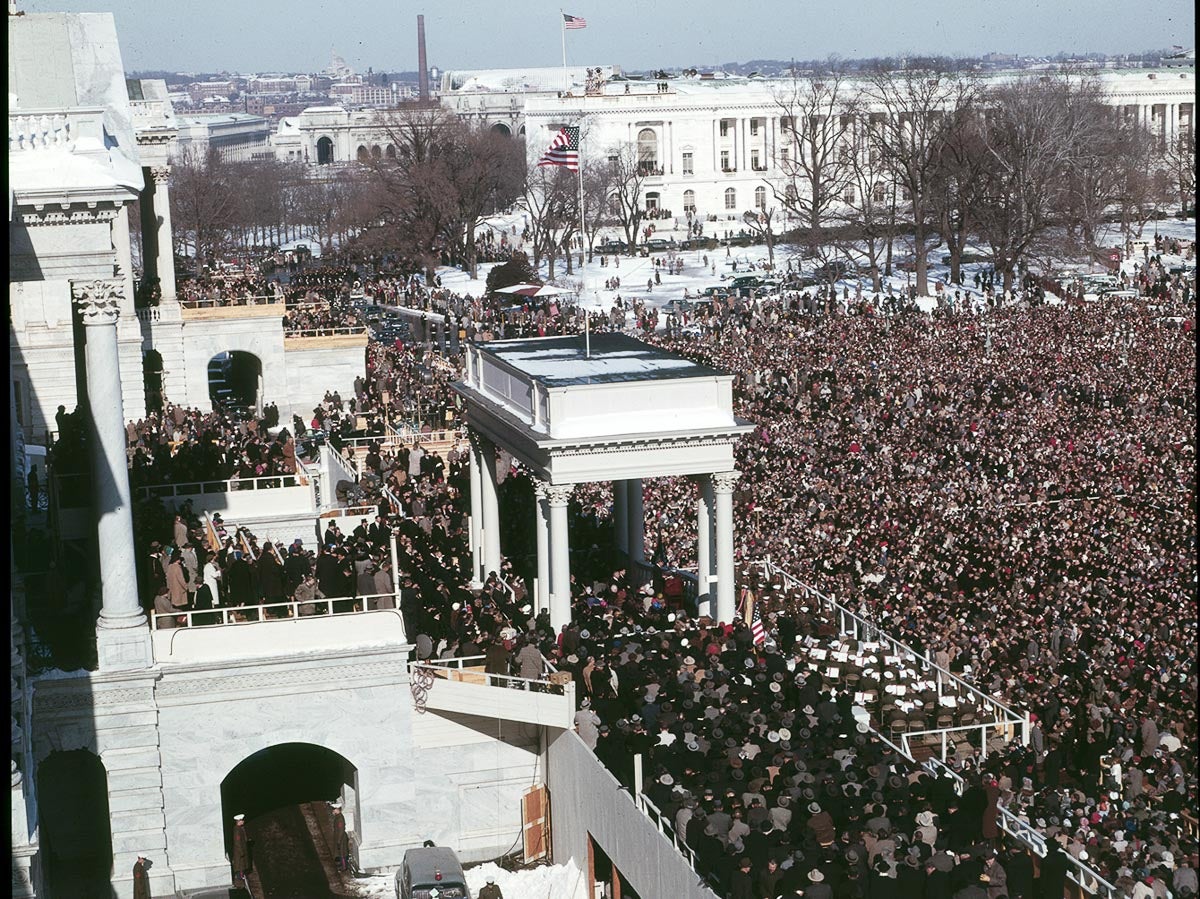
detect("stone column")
[533,479,551,614]
[626,477,645,563]
[150,166,177,301]
[694,474,715,619]
[72,277,152,670]
[712,471,740,625]
[480,438,502,578]
[111,206,138,318]
[547,483,574,632]
[138,168,159,287]
[612,479,628,556]
[468,432,484,588]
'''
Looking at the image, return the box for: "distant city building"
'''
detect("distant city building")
[174,112,273,162]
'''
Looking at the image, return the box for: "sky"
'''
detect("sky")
[18,0,1197,75]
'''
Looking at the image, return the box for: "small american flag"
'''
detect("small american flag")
[750,602,766,646]
[563,13,587,29]
[537,125,580,172]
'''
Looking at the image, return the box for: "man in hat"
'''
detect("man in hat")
[805,867,833,899]
[132,853,152,899]
[478,874,504,899]
[230,813,251,884]
[331,801,350,871]
[729,856,755,899]
[1003,843,1035,898]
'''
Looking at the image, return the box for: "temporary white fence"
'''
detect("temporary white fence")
[757,559,1029,745]
[136,472,307,500]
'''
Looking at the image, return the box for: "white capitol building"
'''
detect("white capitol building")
[275,63,1195,220]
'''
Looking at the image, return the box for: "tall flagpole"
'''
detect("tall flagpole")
[560,10,568,91]
[579,126,588,357]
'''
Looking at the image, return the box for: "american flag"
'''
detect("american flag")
[537,125,580,172]
[750,602,766,646]
[563,13,587,29]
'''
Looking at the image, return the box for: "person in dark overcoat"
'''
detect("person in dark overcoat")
[132,854,152,899]
[231,814,251,882]
[331,803,349,871]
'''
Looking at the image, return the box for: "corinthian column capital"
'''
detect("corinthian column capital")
[71,276,124,325]
[546,483,575,506]
[711,470,741,494]
[150,165,171,184]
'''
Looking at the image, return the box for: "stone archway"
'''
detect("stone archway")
[490,122,512,137]
[220,742,360,881]
[37,749,114,897]
[316,136,334,165]
[207,350,263,416]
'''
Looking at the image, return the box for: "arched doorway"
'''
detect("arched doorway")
[357,145,370,162]
[207,350,263,416]
[221,743,359,890]
[316,136,334,165]
[38,750,114,897]
[143,349,164,415]
[490,122,511,137]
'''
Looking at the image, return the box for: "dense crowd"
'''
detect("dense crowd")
[115,233,1196,897]
[126,403,293,489]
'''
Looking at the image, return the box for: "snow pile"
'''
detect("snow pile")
[350,859,587,899]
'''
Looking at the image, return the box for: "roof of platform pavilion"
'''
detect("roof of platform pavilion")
[478,333,723,387]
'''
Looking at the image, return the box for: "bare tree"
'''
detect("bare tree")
[169,146,238,276]
[974,74,1108,291]
[771,69,856,259]
[741,206,779,270]
[520,163,577,280]
[928,95,990,285]
[581,153,617,261]
[842,151,896,292]
[606,143,648,255]
[1163,129,1196,218]
[861,67,975,295]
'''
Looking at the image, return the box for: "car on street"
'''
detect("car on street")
[597,240,628,254]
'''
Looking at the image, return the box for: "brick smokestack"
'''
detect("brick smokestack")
[417,14,429,101]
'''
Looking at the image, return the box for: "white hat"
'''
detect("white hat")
[330,800,343,810]
[234,814,245,822]
[809,869,825,882]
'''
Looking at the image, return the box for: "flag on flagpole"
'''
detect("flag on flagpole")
[537,125,580,172]
[563,12,587,29]
[750,602,766,646]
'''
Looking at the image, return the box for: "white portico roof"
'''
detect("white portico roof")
[456,334,754,485]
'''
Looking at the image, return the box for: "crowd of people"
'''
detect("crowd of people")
[107,229,1196,897]
[126,404,296,490]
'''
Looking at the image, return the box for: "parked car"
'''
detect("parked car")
[395,846,470,899]
[597,240,628,254]
[641,238,670,254]
[662,299,695,315]
[814,261,854,281]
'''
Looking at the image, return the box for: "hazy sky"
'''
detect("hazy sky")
[19,0,1197,74]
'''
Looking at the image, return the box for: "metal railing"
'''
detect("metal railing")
[901,723,1020,763]
[918,757,1131,899]
[179,295,282,308]
[412,655,570,695]
[152,594,402,630]
[283,326,369,338]
[136,473,306,500]
[757,559,1029,741]
[636,793,699,871]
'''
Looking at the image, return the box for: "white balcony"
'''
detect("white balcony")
[411,658,575,729]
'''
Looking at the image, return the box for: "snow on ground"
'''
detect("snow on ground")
[350,859,588,899]
[448,212,1196,323]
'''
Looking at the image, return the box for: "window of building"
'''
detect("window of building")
[843,186,856,205]
[719,119,729,137]
[682,151,693,175]
[646,191,660,211]
[357,145,369,161]
[721,150,730,171]
[755,186,767,210]
[725,188,737,209]
[638,128,658,167]
[751,150,761,171]
[750,118,760,136]
[873,182,887,203]
[780,148,789,165]
[683,189,696,214]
